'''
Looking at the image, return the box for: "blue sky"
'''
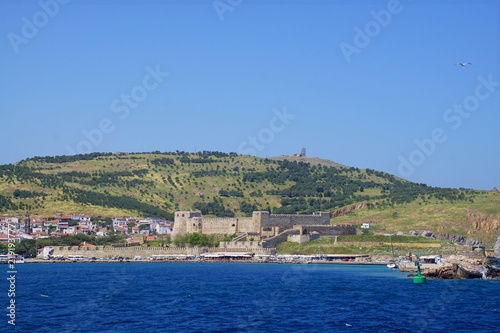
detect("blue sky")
[1,0,499,190]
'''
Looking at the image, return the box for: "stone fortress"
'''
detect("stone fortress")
[173,211,356,248]
[48,211,356,259]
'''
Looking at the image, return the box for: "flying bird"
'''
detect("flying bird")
[455,62,472,66]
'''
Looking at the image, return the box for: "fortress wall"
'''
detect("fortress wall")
[234,218,256,233]
[305,225,356,236]
[173,211,331,238]
[253,211,270,229]
[269,213,330,228]
[173,211,201,238]
[200,218,231,234]
[262,229,299,248]
[185,217,203,234]
[52,246,199,258]
[52,245,275,258]
[267,215,293,228]
[200,217,253,234]
[288,234,320,243]
[219,241,261,248]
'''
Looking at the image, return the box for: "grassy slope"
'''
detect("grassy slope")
[276,235,456,256]
[331,191,500,247]
[1,154,292,217]
[1,153,498,246]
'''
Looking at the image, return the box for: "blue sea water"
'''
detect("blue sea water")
[2,262,500,333]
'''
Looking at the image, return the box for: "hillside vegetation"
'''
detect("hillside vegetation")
[0,151,498,246]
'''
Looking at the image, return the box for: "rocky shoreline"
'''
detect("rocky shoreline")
[409,258,500,280]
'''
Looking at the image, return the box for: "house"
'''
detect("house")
[58,220,69,231]
[79,242,96,247]
[31,232,48,239]
[157,223,172,235]
[79,215,91,222]
[0,217,19,224]
[18,232,34,240]
[114,226,128,234]
[112,217,127,228]
[31,225,46,234]
[80,227,93,235]
[79,220,93,229]
[361,223,371,229]
[96,230,108,237]
[60,215,73,222]
[44,220,58,228]
[0,234,21,244]
[146,217,161,225]
[149,222,158,232]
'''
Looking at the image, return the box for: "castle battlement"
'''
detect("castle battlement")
[269,214,325,218]
[200,217,252,223]
[172,210,331,238]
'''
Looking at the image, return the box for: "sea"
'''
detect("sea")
[2,262,500,333]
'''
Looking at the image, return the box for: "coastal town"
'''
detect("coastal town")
[2,210,499,281]
[0,213,172,247]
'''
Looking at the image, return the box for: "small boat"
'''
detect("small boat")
[387,260,398,269]
[15,256,25,264]
[386,223,397,269]
[0,254,25,264]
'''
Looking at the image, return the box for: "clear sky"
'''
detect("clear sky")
[1,0,499,190]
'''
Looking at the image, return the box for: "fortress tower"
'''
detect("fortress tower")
[172,211,201,238]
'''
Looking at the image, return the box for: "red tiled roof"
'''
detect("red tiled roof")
[79,242,96,247]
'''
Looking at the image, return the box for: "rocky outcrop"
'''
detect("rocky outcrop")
[408,230,436,239]
[465,238,483,247]
[494,235,500,257]
[412,262,500,279]
[486,264,500,279]
[420,266,456,279]
[437,233,466,244]
[455,263,485,279]
[411,231,484,246]
[421,230,436,239]
[467,210,500,232]
[330,202,371,218]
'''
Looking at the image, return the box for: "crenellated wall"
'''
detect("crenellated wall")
[219,241,261,248]
[50,245,275,258]
[172,210,332,238]
[301,225,357,236]
[262,229,299,248]
[260,224,356,248]
[267,212,330,229]
[200,217,253,234]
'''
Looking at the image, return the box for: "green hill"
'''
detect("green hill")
[0,151,498,246]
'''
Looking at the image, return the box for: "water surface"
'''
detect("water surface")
[2,263,499,332]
